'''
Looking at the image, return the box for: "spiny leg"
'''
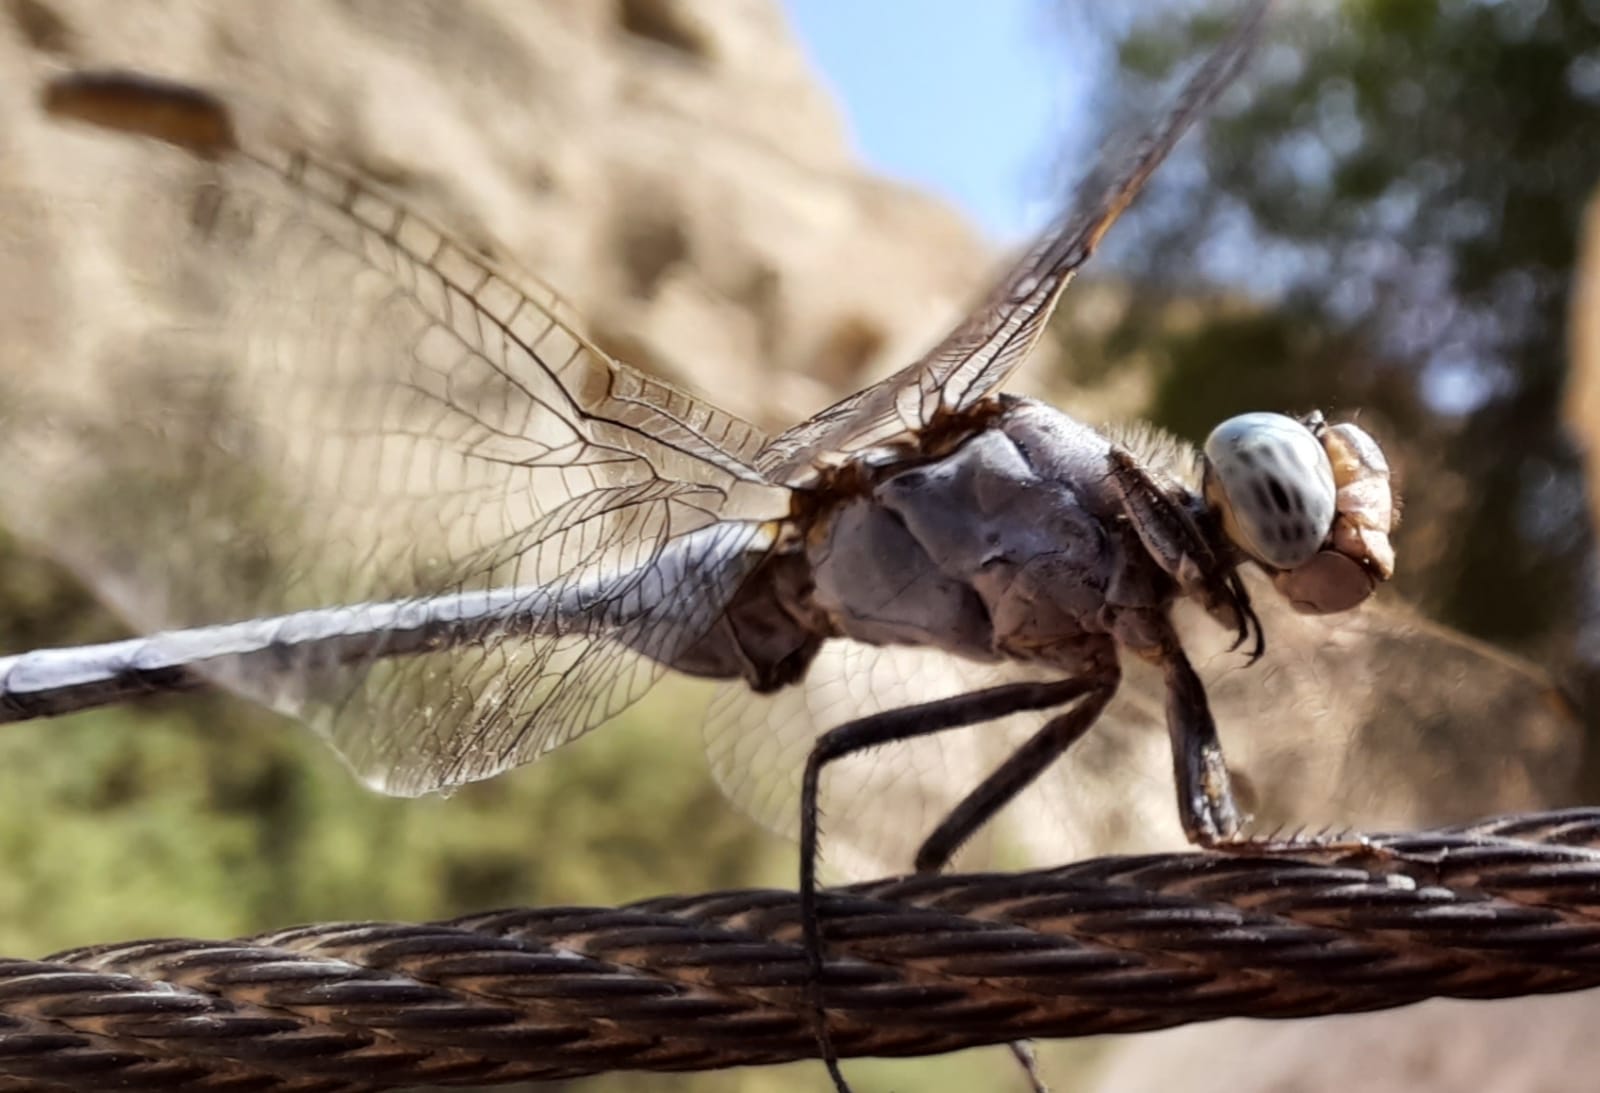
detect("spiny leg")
[914,676,1114,873]
[1106,446,1261,658]
[1158,629,1247,845]
[1112,457,1383,863]
[912,674,1116,1093]
[1105,447,1256,845]
[1148,581,1391,867]
[1007,1039,1050,1093]
[800,678,1093,1093]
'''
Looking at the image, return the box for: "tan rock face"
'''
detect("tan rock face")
[0,0,997,432]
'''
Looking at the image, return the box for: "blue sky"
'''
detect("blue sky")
[782,2,1108,243]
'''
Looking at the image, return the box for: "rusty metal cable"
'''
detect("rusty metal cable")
[6,808,1600,1090]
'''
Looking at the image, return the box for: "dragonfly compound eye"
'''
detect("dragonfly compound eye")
[1202,412,1337,571]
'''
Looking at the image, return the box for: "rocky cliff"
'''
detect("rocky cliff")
[2,0,1008,434]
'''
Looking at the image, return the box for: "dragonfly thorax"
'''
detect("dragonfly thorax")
[797,399,1189,676]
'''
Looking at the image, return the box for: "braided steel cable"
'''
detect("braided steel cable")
[5,809,1600,1090]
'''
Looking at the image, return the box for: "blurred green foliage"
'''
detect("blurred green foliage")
[1068,0,1600,666]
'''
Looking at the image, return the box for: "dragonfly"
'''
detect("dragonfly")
[0,0,1578,1086]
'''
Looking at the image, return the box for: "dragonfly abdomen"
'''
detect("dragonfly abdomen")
[0,592,540,723]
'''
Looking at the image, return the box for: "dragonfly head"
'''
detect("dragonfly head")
[1201,411,1397,615]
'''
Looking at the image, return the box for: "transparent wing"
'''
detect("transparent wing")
[1,75,790,795]
[703,643,1111,880]
[1181,587,1581,833]
[705,604,1576,882]
[756,0,1271,485]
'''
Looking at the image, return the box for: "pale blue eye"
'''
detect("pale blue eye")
[1202,412,1337,570]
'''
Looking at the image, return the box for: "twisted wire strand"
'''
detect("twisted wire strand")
[6,809,1600,1091]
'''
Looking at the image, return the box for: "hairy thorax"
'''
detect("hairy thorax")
[672,399,1188,690]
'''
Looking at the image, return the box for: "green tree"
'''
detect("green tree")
[1067,0,1600,675]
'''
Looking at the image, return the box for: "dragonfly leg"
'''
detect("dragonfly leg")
[1007,1038,1051,1093]
[912,673,1114,874]
[910,672,1114,1093]
[1154,622,1395,863]
[1207,828,1389,860]
[1106,446,1262,658]
[1159,631,1247,845]
[799,678,1093,1093]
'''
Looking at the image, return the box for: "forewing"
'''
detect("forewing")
[757,0,1271,485]
[1,75,789,794]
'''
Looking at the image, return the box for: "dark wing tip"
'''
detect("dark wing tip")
[41,70,238,159]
